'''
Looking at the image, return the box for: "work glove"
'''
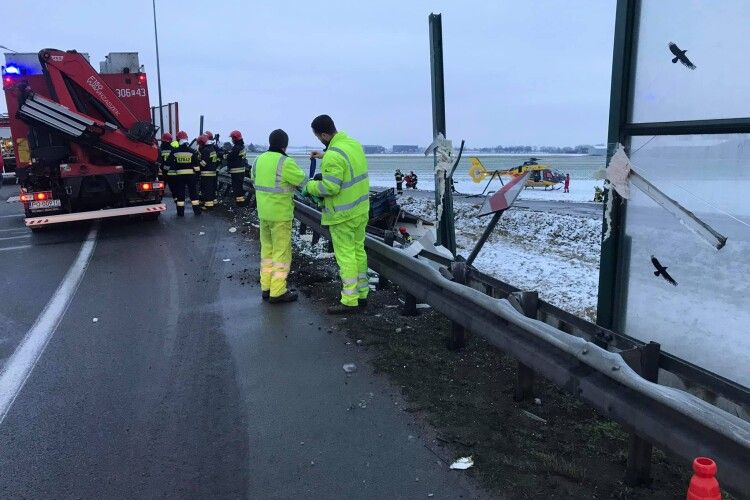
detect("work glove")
[313,173,322,181]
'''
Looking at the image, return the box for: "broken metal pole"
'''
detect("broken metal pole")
[466,210,504,266]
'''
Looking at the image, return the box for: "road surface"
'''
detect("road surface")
[0,184,481,499]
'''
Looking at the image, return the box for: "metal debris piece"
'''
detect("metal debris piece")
[342,363,357,373]
[449,456,474,470]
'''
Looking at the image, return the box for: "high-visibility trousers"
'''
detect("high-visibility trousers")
[329,213,369,306]
[259,219,293,298]
[231,172,246,204]
[172,174,201,213]
[200,174,217,207]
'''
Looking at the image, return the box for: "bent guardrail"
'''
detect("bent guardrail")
[219,172,750,495]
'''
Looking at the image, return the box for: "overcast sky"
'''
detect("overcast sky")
[2,1,616,147]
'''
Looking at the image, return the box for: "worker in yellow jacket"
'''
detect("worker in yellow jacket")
[252,129,306,303]
[303,115,370,314]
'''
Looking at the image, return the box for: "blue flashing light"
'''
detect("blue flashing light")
[4,65,20,75]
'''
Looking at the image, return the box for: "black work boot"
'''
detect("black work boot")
[176,205,185,217]
[262,290,270,301]
[327,303,360,315]
[269,290,298,304]
[192,204,202,215]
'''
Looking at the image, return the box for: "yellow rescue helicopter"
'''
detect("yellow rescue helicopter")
[469,157,565,191]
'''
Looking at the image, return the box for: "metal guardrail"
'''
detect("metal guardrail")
[220,173,750,494]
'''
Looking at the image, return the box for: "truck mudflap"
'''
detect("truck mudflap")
[25,203,166,227]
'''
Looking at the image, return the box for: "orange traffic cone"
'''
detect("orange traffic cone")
[686,457,721,500]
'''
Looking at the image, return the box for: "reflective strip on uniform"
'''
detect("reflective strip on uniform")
[174,152,193,163]
[176,201,185,206]
[342,173,368,189]
[342,277,358,285]
[323,175,342,186]
[323,193,369,214]
[274,156,285,186]
[327,146,368,192]
[166,171,177,176]
[191,200,200,206]
[318,183,329,196]
[201,171,217,176]
[176,169,195,175]
[255,185,292,193]
[229,168,245,174]
[342,288,357,296]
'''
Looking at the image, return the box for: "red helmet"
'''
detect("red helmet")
[230,130,242,141]
[196,134,208,146]
[176,130,189,141]
[161,132,172,142]
[204,131,214,140]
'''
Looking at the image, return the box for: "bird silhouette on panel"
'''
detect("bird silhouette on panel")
[669,42,696,70]
[651,255,678,286]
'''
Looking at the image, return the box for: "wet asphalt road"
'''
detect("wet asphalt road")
[0,184,480,499]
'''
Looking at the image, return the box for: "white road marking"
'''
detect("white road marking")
[0,234,30,242]
[0,214,22,219]
[0,245,31,252]
[6,196,20,203]
[0,224,98,425]
[0,228,26,233]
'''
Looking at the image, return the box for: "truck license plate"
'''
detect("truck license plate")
[29,199,62,210]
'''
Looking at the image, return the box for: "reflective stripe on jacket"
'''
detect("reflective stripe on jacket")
[251,151,306,221]
[306,132,370,225]
[167,142,201,175]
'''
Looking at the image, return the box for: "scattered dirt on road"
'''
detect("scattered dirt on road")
[217,202,698,500]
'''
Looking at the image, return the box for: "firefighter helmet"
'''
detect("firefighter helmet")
[161,132,172,142]
[204,131,214,140]
[230,130,242,141]
[176,130,189,141]
[196,134,208,146]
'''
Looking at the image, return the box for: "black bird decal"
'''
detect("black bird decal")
[651,255,677,286]
[669,42,696,70]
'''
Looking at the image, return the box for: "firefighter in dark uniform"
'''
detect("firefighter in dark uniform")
[226,130,249,206]
[159,132,176,196]
[168,130,202,216]
[196,134,220,209]
[394,168,404,195]
[204,131,222,206]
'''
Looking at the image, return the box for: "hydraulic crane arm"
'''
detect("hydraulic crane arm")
[14,49,158,170]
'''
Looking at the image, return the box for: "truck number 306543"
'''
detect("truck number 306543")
[115,88,147,98]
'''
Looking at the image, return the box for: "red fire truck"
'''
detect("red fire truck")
[2,49,165,228]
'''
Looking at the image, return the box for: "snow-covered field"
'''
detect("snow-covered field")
[370,176,602,203]
[396,194,602,321]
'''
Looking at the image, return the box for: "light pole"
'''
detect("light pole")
[152,0,164,134]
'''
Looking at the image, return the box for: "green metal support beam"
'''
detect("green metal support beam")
[596,0,638,330]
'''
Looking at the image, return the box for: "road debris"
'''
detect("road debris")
[92,317,99,323]
[521,409,547,424]
[222,258,231,262]
[449,456,474,470]
[198,231,205,235]
[342,363,357,373]
[228,227,237,233]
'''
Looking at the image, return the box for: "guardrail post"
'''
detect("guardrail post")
[326,239,334,253]
[401,294,418,316]
[299,222,307,235]
[377,231,396,291]
[311,232,320,246]
[447,261,467,349]
[513,291,538,402]
[623,341,660,486]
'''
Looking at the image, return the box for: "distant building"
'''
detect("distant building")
[362,145,386,154]
[392,145,420,154]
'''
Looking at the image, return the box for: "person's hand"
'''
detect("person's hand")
[313,173,322,181]
[309,150,324,160]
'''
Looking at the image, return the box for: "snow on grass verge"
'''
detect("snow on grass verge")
[398,194,602,321]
